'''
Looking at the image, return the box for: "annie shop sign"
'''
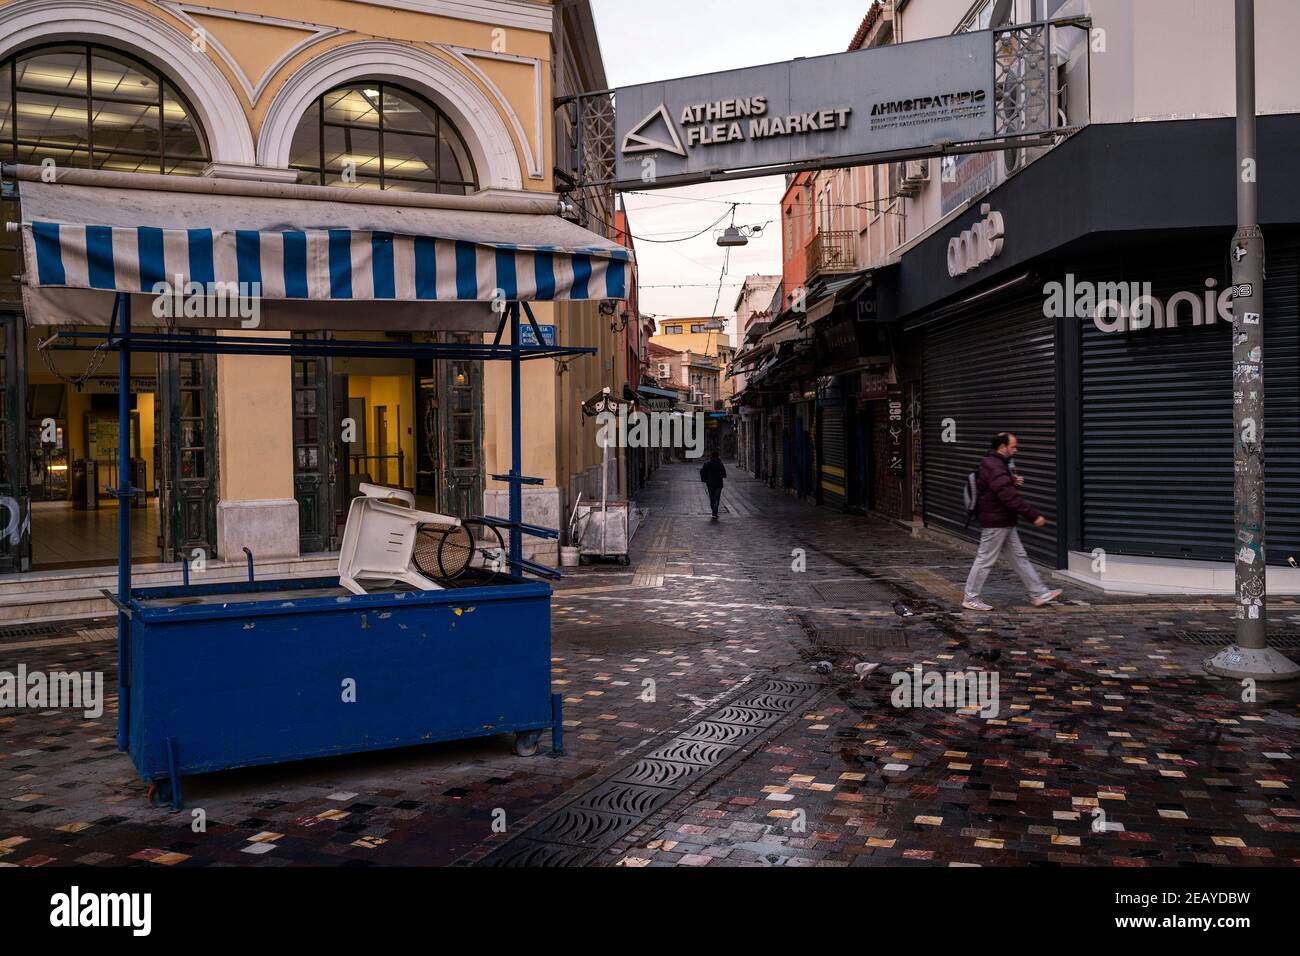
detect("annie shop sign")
[1043,274,1240,332]
[947,203,1005,277]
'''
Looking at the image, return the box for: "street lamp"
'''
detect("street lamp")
[716,225,749,247]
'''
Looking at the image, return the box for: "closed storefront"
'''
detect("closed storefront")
[1079,242,1300,565]
[920,290,1057,563]
[818,378,847,508]
[880,115,1300,588]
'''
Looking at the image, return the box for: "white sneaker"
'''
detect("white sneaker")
[962,598,993,611]
[1031,589,1063,607]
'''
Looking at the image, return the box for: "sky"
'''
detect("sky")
[588,0,874,334]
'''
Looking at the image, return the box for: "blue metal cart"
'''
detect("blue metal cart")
[62,296,590,809]
[9,162,630,810]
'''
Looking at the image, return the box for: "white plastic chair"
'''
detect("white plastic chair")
[357,482,416,508]
[338,484,461,596]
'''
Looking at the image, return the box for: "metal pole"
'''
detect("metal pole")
[116,292,133,749]
[600,391,609,556]
[1206,0,1298,680]
[509,302,523,579]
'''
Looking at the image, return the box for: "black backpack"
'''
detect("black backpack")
[962,470,978,529]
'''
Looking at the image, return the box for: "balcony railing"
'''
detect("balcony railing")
[806,229,857,278]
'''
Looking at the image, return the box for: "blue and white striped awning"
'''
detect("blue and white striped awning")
[27,223,628,302]
[16,173,631,306]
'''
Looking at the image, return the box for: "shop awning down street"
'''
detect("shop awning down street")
[8,164,631,328]
[1,159,632,807]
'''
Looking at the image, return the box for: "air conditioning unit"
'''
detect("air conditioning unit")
[656,362,672,378]
[897,159,930,197]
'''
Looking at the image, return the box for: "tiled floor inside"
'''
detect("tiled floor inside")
[31,499,161,568]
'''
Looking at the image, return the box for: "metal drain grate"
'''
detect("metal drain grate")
[734,691,806,712]
[678,720,764,747]
[813,626,909,650]
[477,839,594,867]
[709,704,783,728]
[645,737,738,767]
[609,757,712,789]
[1179,631,1300,648]
[574,781,678,817]
[0,623,61,642]
[759,679,820,697]
[479,675,824,867]
[527,807,636,847]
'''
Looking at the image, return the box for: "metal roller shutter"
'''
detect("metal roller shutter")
[922,291,1058,564]
[820,386,847,508]
[1080,245,1299,563]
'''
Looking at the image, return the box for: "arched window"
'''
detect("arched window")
[288,82,478,194]
[0,43,211,174]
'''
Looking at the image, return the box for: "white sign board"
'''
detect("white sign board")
[614,31,995,187]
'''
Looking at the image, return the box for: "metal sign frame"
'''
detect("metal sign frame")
[558,16,1091,193]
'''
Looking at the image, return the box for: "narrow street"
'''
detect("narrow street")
[3,460,1297,867]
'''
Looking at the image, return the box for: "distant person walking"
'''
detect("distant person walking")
[700,451,727,520]
[961,433,1062,611]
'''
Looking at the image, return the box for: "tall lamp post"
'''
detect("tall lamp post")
[1205,0,1299,680]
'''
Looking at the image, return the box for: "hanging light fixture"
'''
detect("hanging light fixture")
[716,225,748,247]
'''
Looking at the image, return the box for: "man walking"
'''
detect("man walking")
[700,451,726,520]
[962,433,1062,611]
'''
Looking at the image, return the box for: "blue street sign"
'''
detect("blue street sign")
[519,323,557,346]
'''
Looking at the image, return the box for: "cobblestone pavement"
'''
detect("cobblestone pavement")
[1,462,1298,867]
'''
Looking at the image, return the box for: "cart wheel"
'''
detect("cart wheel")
[414,524,457,582]
[147,777,172,808]
[620,554,631,566]
[434,523,474,580]
[579,554,590,566]
[514,731,541,757]
[463,519,506,584]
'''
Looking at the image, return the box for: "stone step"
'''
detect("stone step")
[1061,549,1300,595]
[0,555,339,625]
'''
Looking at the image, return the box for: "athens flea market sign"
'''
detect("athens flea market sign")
[613,31,995,187]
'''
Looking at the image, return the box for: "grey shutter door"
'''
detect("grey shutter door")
[922,291,1058,564]
[1080,245,1299,563]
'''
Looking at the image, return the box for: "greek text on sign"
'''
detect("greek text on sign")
[519,323,556,347]
[613,31,995,186]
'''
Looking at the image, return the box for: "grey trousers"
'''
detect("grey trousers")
[963,526,1047,601]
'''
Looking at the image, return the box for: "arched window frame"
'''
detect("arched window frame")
[0,41,212,175]
[288,80,479,194]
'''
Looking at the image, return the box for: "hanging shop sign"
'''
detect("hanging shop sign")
[940,150,998,216]
[79,375,158,395]
[614,31,995,187]
[887,385,905,477]
[518,323,557,346]
[861,369,891,402]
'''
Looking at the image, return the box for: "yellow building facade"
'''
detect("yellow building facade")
[649,316,735,407]
[0,0,623,572]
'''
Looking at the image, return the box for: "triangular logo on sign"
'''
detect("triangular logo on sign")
[621,103,686,157]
